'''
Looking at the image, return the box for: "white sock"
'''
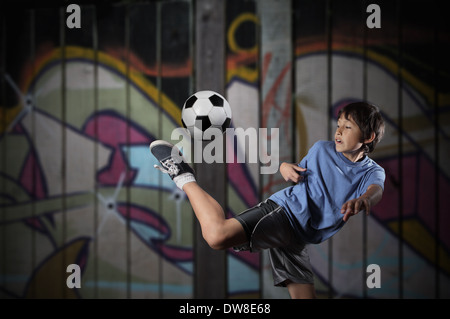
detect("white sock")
[173,173,196,190]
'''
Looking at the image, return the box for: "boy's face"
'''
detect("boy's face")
[334,114,365,162]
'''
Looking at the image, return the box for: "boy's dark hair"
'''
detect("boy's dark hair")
[338,102,385,154]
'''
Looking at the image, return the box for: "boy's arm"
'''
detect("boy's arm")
[340,184,383,222]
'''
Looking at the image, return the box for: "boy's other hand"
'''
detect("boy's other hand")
[340,196,370,222]
[341,184,382,222]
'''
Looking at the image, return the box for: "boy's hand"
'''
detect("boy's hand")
[340,184,383,222]
[280,162,306,183]
[340,196,370,222]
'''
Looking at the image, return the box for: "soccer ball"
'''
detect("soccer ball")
[181,90,232,141]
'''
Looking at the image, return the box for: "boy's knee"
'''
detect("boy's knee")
[204,232,227,250]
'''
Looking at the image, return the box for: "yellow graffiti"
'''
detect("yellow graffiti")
[366,49,450,109]
[226,13,259,84]
[296,45,450,109]
[389,219,450,274]
[24,238,89,299]
[227,12,258,54]
[0,46,182,133]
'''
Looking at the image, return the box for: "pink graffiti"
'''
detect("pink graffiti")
[83,111,150,186]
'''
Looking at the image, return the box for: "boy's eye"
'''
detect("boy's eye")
[346,126,351,129]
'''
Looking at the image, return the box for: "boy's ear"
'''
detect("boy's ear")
[364,132,376,144]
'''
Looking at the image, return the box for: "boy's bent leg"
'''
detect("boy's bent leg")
[183,182,247,250]
[286,281,316,299]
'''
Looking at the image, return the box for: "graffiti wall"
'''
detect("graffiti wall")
[0,3,195,298]
[0,0,263,299]
[0,0,449,299]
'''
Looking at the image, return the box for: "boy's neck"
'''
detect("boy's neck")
[342,150,365,163]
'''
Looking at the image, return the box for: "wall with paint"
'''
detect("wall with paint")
[0,0,449,299]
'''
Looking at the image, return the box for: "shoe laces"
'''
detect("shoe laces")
[154,158,180,176]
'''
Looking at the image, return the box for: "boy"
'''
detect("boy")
[149,101,385,299]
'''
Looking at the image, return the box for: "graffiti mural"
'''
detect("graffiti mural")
[1,0,449,299]
[0,1,264,299]
[1,45,193,298]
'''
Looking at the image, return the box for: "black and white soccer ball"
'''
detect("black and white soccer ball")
[181,90,232,141]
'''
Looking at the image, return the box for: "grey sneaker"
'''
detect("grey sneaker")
[149,140,196,190]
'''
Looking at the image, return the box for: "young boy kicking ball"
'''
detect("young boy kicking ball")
[150,101,385,299]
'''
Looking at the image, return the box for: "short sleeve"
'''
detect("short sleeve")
[359,165,385,197]
[298,141,323,168]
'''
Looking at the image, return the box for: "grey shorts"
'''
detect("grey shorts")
[233,199,314,286]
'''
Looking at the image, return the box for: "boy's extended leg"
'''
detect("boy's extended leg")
[183,182,247,250]
[150,140,247,250]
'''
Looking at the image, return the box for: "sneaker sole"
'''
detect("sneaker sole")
[149,140,175,151]
[149,140,189,165]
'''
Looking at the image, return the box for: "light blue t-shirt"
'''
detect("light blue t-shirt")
[269,140,385,244]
